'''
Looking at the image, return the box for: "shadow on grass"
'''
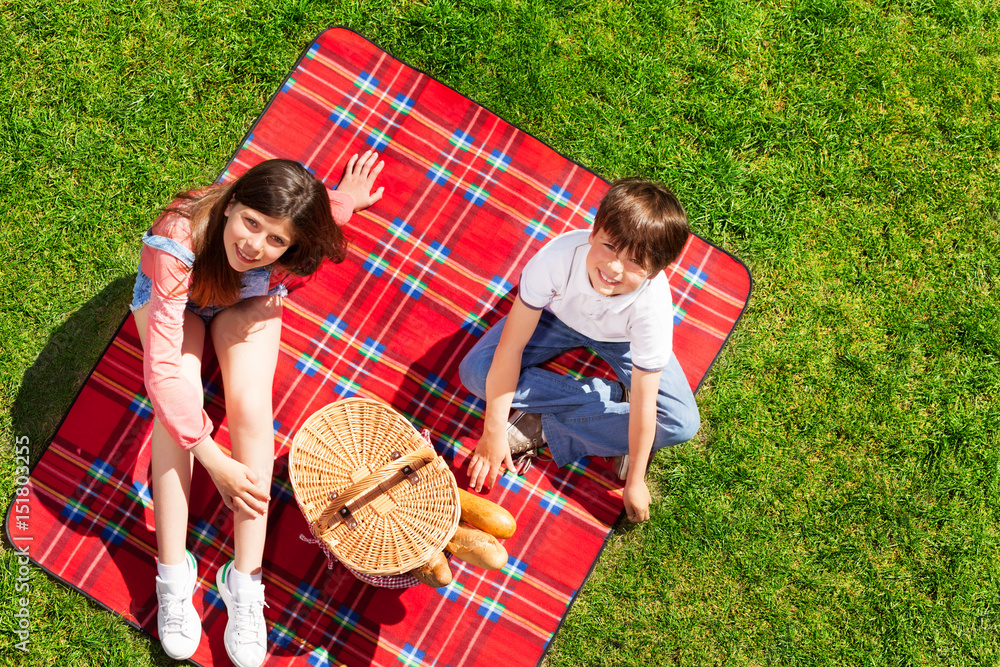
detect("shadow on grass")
[4,275,180,664]
[11,276,135,464]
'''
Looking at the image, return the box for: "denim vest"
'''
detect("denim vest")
[131,230,285,323]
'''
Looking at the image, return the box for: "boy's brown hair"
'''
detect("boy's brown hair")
[592,177,689,275]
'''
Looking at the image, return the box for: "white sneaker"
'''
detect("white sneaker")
[216,561,268,667]
[155,551,201,660]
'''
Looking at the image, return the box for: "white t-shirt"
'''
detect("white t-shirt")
[518,229,674,372]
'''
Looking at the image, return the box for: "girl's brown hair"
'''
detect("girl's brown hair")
[593,177,689,275]
[172,159,346,307]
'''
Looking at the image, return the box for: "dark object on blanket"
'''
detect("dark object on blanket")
[289,398,461,576]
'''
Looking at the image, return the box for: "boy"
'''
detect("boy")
[459,178,700,523]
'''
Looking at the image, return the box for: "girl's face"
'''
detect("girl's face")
[586,229,651,296]
[222,201,294,272]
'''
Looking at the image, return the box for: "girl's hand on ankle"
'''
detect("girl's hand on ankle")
[192,438,270,517]
[209,457,270,517]
[337,150,386,211]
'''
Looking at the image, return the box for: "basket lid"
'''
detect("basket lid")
[289,398,460,576]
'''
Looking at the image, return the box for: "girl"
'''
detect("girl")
[130,153,385,666]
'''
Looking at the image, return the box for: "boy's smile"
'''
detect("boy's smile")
[222,201,294,272]
[586,229,650,296]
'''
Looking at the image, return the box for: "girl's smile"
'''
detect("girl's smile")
[222,201,294,271]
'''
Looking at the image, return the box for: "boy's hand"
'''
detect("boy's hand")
[622,479,651,523]
[467,432,516,492]
[337,150,385,211]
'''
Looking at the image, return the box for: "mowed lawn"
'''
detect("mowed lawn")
[2,0,999,665]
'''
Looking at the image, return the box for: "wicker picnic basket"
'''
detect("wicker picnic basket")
[289,398,461,577]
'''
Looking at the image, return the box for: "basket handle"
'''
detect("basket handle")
[317,447,438,531]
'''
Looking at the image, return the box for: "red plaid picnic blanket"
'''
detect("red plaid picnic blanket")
[6,28,751,666]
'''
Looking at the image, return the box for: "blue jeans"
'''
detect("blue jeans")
[458,310,700,467]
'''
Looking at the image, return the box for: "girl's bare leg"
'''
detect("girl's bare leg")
[133,305,207,566]
[210,295,283,575]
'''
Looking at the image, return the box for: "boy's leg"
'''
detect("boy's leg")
[459,311,630,459]
[649,354,701,450]
[459,310,699,466]
[211,295,283,577]
[459,310,623,403]
[541,343,700,466]
[457,314,506,400]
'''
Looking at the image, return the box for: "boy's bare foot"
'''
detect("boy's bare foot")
[507,411,544,475]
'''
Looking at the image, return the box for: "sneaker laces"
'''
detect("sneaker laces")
[159,592,188,632]
[515,445,554,476]
[509,434,539,457]
[232,592,268,644]
[513,449,537,475]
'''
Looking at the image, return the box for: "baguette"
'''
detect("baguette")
[458,488,517,539]
[446,525,508,571]
[410,551,453,588]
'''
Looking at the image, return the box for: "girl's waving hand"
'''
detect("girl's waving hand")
[337,150,385,211]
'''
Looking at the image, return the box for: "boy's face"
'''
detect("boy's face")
[586,229,651,296]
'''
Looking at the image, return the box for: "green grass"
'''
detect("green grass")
[3,0,1000,664]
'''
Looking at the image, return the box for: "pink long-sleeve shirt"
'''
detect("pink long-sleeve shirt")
[139,191,354,450]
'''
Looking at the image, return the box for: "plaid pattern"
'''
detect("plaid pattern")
[6,28,751,667]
